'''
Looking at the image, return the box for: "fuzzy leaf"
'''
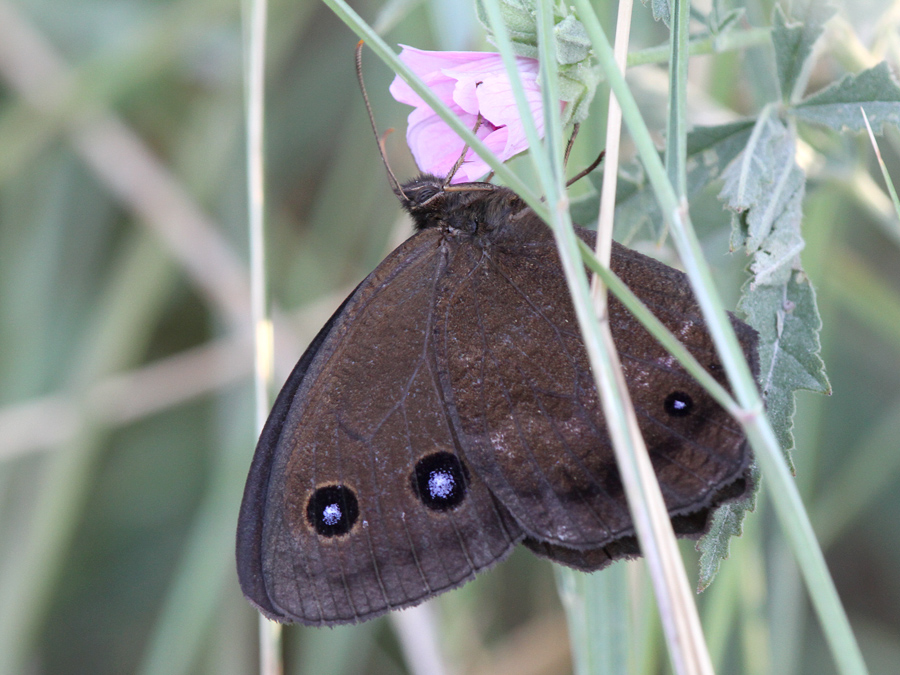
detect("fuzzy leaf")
[698,268,829,589]
[686,120,756,176]
[555,14,591,65]
[696,464,759,591]
[792,61,900,133]
[739,270,830,458]
[747,168,805,286]
[718,114,795,250]
[611,164,663,242]
[717,112,830,463]
[709,6,745,35]
[642,0,671,26]
[559,61,600,125]
[687,120,755,156]
[571,121,754,240]
[476,0,539,58]
[772,2,835,102]
[698,119,815,585]
[568,163,655,238]
[476,0,535,36]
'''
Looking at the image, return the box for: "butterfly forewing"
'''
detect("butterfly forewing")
[237,229,522,626]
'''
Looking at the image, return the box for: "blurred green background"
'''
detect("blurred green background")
[1,0,899,673]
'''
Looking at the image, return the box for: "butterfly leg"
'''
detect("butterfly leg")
[563,123,605,187]
[563,123,580,168]
[445,113,485,184]
[566,149,605,187]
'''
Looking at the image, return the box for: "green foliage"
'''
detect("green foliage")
[697,464,760,592]
[573,120,754,240]
[707,2,746,36]
[740,271,831,448]
[553,14,591,64]
[719,115,793,250]
[772,2,836,102]
[792,61,900,132]
[643,0,671,26]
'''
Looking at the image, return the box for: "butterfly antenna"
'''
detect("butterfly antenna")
[379,128,396,159]
[563,123,580,168]
[443,114,484,187]
[566,149,605,187]
[356,41,407,200]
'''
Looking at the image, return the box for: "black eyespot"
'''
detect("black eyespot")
[411,452,469,511]
[664,391,694,417]
[306,485,359,537]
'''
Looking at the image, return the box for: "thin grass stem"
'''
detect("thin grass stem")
[241,0,282,672]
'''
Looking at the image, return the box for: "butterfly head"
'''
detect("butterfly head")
[397,174,526,239]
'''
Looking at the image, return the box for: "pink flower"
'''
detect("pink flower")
[389,45,546,183]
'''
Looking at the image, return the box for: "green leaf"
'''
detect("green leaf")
[642,0,670,26]
[746,167,805,286]
[476,0,536,36]
[686,120,755,157]
[686,120,756,176]
[476,0,539,57]
[738,269,831,459]
[555,14,591,65]
[718,113,795,251]
[569,163,654,238]
[696,115,817,587]
[791,61,900,133]
[569,160,670,243]
[611,163,664,242]
[570,121,754,241]
[696,464,759,592]
[771,2,835,102]
[708,5,745,35]
[717,111,830,465]
[559,61,600,125]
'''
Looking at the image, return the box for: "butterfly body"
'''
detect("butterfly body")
[237,175,757,626]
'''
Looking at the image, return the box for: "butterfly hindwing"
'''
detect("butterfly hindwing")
[432,215,755,556]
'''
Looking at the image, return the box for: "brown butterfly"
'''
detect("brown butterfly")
[236,167,758,626]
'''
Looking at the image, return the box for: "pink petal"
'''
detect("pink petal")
[477,125,510,162]
[389,70,456,109]
[406,108,480,177]
[397,44,507,74]
[405,105,504,182]
[445,126,510,183]
[449,124,514,183]
[389,45,508,108]
[388,46,551,180]
[443,53,538,80]
[453,158,490,183]
[445,55,539,116]
[476,72,544,157]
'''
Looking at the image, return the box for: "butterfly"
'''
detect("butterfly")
[236,169,758,626]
